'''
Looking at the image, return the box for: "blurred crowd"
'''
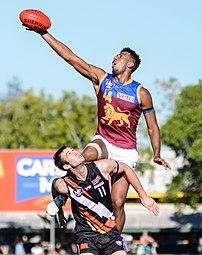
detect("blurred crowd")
[1,233,202,255]
[0,232,158,255]
[0,235,77,255]
[122,231,158,255]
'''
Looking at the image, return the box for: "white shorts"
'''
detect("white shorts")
[92,135,138,170]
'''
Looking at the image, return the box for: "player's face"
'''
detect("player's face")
[61,147,85,168]
[112,52,131,75]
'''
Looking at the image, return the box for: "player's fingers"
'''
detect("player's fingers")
[151,206,159,216]
[165,162,172,170]
[155,206,160,216]
[149,200,159,215]
[159,159,172,170]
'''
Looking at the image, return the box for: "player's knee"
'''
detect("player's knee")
[112,199,125,213]
[83,146,99,161]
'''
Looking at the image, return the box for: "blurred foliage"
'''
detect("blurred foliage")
[0,80,97,149]
[137,79,202,209]
[135,146,154,175]
[1,78,202,209]
[160,82,202,208]
[155,77,182,123]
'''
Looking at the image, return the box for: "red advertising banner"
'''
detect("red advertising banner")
[0,150,71,212]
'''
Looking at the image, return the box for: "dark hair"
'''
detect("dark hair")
[53,145,68,170]
[120,47,141,72]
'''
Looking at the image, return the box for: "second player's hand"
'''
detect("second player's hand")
[140,196,160,216]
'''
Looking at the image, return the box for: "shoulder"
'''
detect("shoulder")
[94,159,116,174]
[54,177,68,194]
[99,73,111,84]
[139,85,151,96]
[139,85,153,107]
[95,159,113,169]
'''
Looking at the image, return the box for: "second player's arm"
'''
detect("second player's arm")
[115,162,148,199]
[98,160,160,216]
[117,162,160,216]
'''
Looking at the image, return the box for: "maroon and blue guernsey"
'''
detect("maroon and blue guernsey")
[95,73,143,149]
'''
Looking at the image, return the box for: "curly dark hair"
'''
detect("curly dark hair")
[120,47,141,73]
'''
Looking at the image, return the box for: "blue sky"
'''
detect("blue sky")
[1,1,202,104]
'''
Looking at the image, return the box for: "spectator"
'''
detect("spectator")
[0,236,9,255]
[137,231,158,255]
[31,243,45,255]
[15,237,25,255]
[198,236,202,254]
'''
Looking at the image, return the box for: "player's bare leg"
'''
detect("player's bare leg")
[82,139,108,161]
[111,175,129,233]
[112,251,127,255]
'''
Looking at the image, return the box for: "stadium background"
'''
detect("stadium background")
[0,150,201,254]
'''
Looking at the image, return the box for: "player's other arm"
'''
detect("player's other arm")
[98,160,160,216]
[98,159,148,199]
[118,162,160,216]
[47,178,69,227]
[140,87,171,169]
[47,178,68,212]
[51,178,68,197]
[41,32,106,90]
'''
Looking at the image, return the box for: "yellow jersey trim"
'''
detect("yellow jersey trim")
[96,73,108,95]
[137,84,143,105]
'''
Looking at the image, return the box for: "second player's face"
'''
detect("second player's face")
[61,147,85,168]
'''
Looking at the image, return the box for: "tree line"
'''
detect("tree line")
[0,78,201,207]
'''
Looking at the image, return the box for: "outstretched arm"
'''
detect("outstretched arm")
[119,162,160,216]
[37,31,106,91]
[97,160,160,216]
